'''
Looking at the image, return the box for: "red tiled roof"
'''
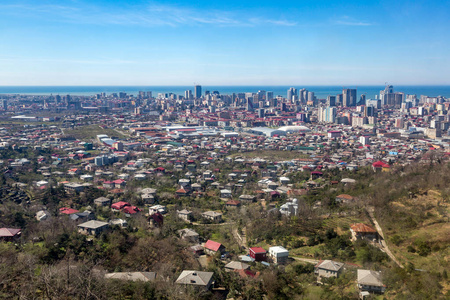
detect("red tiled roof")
[0,228,21,237]
[111,201,130,210]
[59,207,79,214]
[350,223,377,233]
[204,240,222,252]
[249,247,266,254]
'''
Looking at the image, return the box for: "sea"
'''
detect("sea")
[1,86,450,99]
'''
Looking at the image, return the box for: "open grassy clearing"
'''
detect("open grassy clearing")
[64,124,128,141]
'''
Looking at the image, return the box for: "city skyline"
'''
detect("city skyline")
[1,0,449,85]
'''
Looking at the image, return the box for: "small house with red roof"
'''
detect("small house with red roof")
[225,200,241,209]
[112,179,126,188]
[249,247,267,262]
[204,240,225,256]
[149,212,164,227]
[372,161,390,173]
[111,201,131,211]
[59,207,80,215]
[123,206,141,216]
[0,228,21,241]
[350,223,378,241]
[335,194,355,204]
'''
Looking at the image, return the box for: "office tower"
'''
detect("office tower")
[147,91,152,98]
[253,93,259,105]
[195,85,202,99]
[287,87,298,102]
[327,95,336,107]
[307,91,315,102]
[119,92,127,99]
[185,90,193,100]
[360,94,366,106]
[2,99,7,110]
[258,108,265,118]
[336,94,343,106]
[365,105,377,117]
[267,91,274,101]
[380,85,404,107]
[342,88,357,107]
[246,98,254,111]
[257,90,266,101]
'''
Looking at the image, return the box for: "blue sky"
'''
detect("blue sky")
[0,0,449,85]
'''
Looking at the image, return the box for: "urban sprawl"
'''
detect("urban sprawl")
[0,85,448,299]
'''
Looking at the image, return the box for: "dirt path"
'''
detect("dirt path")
[232,227,248,250]
[291,256,319,265]
[367,207,404,268]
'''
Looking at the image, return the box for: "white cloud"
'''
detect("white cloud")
[0,2,297,28]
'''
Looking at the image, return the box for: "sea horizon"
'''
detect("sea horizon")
[1,85,450,99]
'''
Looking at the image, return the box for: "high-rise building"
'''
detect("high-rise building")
[195,85,202,99]
[318,106,336,123]
[258,108,265,118]
[246,98,254,111]
[267,91,274,101]
[2,99,7,111]
[185,90,193,100]
[287,87,298,102]
[359,94,366,106]
[380,85,404,107]
[257,90,266,101]
[327,96,336,107]
[342,88,357,107]
[307,91,315,103]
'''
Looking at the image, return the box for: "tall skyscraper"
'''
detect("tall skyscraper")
[359,94,366,106]
[380,85,404,107]
[267,91,274,101]
[185,90,193,100]
[342,88,357,107]
[318,106,336,123]
[287,87,298,102]
[327,95,336,107]
[194,85,202,99]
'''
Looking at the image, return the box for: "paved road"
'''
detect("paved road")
[367,207,404,268]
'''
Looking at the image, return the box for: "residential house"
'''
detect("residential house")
[64,182,85,193]
[350,223,378,241]
[204,240,225,256]
[220,189,232,198]
[36,210,51,221]
[357,269,386,294]
[105,272,156,282]
[314,260,344,278]
[372,161,390,172]
[94,197,111,207]
[0,228,21,241]
[201,211,223,223]
[225,200,241,209]
[177,209,192,222]
[77,220,109,236]
[335,194,355,204]
[224,261,250,272]
[111,201,131,212]
[175,270,214,290]
[268,246,289,264]
[178,228,199,243]
[249,247,267,262]
[109,218,128,228]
